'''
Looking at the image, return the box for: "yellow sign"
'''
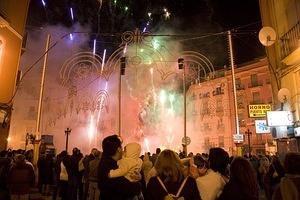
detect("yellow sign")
[248,104,271,118]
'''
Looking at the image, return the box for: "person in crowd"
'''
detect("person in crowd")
[195,147,229,200]
[108,142,143,199]
[82,148,98,200]
[190,155,208,179]
[151,148,161,165]
[263,155,285,200]
[97,135,142,200]
[7,154,35,200]
[109,142,143,181]
[87,150,101,200]
[258,156,270,190]
[217,157,259,200]
[37,152,54,196]
[54,150,69,200]
[0,150,11,200]
[142,153,153,181]
[67,147,83,200]
[145,149,200,200]
[272,152,300,200]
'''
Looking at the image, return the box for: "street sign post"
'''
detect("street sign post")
[233,134,244,143]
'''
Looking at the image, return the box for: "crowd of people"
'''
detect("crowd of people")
[0,134,300,200]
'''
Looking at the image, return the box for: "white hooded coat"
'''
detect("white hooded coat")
[109,142,143,182]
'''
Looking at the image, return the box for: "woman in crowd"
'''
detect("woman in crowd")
[196,147,229,200]
[272,152,300,200]
[217,157,259,200]
[145,149,200,200]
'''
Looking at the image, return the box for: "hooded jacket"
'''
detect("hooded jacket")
[109,142,143,182]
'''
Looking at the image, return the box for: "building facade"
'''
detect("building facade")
[188,58,274,155]
[259,0,300,151]
[0,0,30,150]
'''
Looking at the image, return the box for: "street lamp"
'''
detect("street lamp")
[178,58,187,156]
[119,57,126,136]
[245,129,252,155]
[65,128,72,152]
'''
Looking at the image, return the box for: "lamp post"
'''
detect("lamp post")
[119,57,126,136]
[33,34,51,165]
[178,58,187,156]
[245,129,252,155]
[65,128,72,152]
[228,30,243,155]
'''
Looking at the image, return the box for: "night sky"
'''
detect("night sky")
[26,0,265,68]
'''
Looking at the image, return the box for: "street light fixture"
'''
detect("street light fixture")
[178,58,187,156]
[119,57,126,136]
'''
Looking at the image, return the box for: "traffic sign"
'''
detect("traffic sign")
[233,134,244,143]
[182,136,191,145]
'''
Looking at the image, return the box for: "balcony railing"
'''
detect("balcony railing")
[248,81,263,88]
[280,20,300,59]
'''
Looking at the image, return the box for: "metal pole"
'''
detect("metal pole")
[183,63,187,156]
[118,64,122,137]
[227,31,240,135]
[33,34,51,165]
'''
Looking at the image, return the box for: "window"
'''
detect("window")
[252,92,261,103]
[201,100,209,115]
[216,99,223,112]
[27,106,36,120]
[218,136,224,147]
[251,74,258,86]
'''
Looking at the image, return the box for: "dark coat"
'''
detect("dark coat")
[97,156,141,200]
[37,154,54,184]
[7,160,35,194]
[145,176,201,200]
[217,181,259,200]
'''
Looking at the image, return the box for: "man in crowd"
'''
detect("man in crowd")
[97,135,141,200]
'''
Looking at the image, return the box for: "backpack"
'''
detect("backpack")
[157,176,188,200]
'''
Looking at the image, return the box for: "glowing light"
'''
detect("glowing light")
[148,12,152,17]
[93,39,96,54]
[114,0,117,4]
[124,6,128,11]
[148,60,152,65]
[144,138,150,153]
[7,137,11,142]
[105,81,108,90]
[147,21,150,26]
[152,40,159,50]
[143,27,147,32]
[123,43,127,55]
[169,94,175,103]
[150,68,153,75]
[101,49,106,72]
[165,11,171,19]
[140,49,144,52]
[69,33,73,40]
[41,0,46,6]
[163,8,167,12]
[70,7,74,20]
[159,90,167,104]
[88,115,95,140]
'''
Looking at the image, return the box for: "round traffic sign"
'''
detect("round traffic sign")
[182,136,191,145]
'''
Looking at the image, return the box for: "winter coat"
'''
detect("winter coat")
[7,155,35,195]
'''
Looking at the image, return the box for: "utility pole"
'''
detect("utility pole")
[33,34,51,165]
[65,128,71,152]
[228,30,243,156]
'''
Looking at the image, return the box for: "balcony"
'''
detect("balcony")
[248,81,263,88]
[280,20,300,65]
[250,100,264,104]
